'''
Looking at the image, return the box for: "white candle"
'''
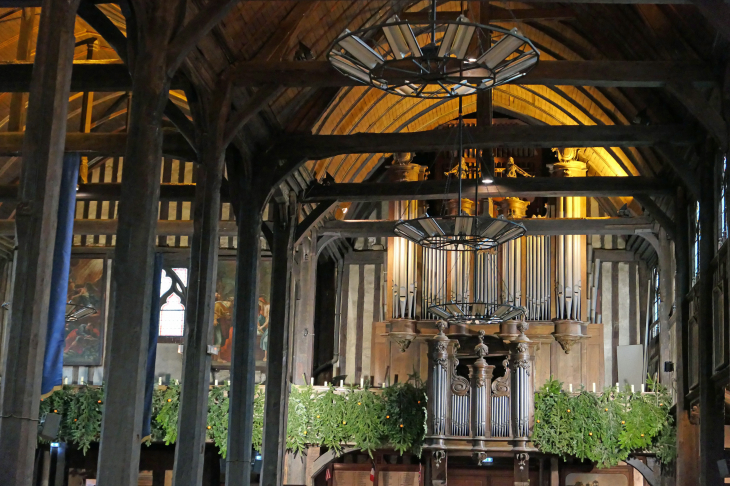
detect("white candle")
[158,377,163,386]
[310,377,314,386]
[80,376,84,385]
[592,383,596,393]
[641,384,645,393]
[340,380,344,388]
[215,379,219,386]
[616,382,619,389]
[569,383,573,393]
[360,377,364,388]
[631,384,635,393]
[63,377,68,385]
[227,380,230,386]
[324,381,327,387]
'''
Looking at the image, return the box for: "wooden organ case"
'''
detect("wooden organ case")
[426,322,536,485]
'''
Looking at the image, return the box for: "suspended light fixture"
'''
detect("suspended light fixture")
[396,97,526,325]
[394,97,526,251]
[327,1,539,99]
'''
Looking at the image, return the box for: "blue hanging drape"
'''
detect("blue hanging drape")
[142,253,163,441]
[41,153,80,397]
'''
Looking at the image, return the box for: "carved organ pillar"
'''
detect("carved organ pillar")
[470,331,494,448]
[510,323,533,442]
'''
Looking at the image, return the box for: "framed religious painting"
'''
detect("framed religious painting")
[64,258,108,366]
[212,257,271,377]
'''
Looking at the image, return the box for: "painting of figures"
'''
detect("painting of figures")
[64,258,107,366]
[212,258,271,369]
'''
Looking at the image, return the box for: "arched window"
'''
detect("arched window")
[159,267,188,337]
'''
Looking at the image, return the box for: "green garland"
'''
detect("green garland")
[39,385,104,454]
[40,375,675,468]
[533,376,676,467]
[39,379,427,459]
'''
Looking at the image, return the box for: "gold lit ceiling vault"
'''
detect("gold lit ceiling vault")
[0,0,722,263]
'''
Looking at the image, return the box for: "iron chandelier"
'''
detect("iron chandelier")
[394,213,525,251]
[428,301,525,324]
[328,10,539,98]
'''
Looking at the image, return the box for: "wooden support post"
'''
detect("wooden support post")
[96,3,185,485]
[0,1,79,485]
[172,133,226,484]
[673,187,698,484]
[698,149,723,485]
[284,233,318,485]
[226,182,266,486]
[261,194,297,486]
[7,7,36,133]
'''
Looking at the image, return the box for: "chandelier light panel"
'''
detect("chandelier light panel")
[394,214,526,251]
[328,15,540,98]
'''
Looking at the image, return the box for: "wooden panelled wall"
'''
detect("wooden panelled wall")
[335,251,384,384]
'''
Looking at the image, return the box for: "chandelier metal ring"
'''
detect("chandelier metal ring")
[394,214,526,251]
[328,16,540,98]
[428,301,526,324]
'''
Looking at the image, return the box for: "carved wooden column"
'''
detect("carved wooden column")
[674,186,698,484]
[0,1,79,484]
[226,175,267,486]
[172,85,230,486]
[97,3,186,485]
[698,148,723,484]
[261,193,297,486]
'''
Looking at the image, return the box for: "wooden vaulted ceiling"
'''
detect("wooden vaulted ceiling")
[0,1,722,218]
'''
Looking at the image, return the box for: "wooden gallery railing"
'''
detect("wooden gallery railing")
[426,323,534,455]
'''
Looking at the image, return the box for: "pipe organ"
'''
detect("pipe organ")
[525,235,551,320]
[391,199,419,319]
[380,150,595,479]
[387,153,427,320]
[426,323,534,451]
[386,153,590,324]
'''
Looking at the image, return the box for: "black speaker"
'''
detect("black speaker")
[40,413,61,441]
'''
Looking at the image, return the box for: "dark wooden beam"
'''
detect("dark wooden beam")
[165,0,242,77]
[319,217,655,237]
[172,122,226,484]
[666,82,728,150]
[274,125,696,159]
[233,61,715,88]
[634,194,675,240]
[0,0,80,483]
[654,143,701,198]
[0,61,714,92]
[0,131,196,160]
[261,196,297,486]
[698,150,723,483]
[302,177,672,202]
[96,1,187,484]
[0,61,188,92]
[231,0,694,4]
[294,200,337,246]
[402,7,576,22]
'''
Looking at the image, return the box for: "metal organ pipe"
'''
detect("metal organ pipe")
[573,197,582,320]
